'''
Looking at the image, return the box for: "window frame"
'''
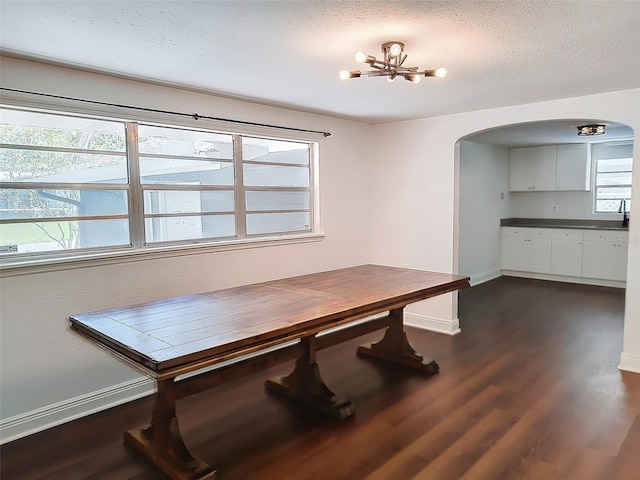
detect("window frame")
[0,103,322,273]
[592,156,633,214]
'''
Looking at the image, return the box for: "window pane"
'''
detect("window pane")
[595,158,632,214]
[0,108,126,151]
[243,164,309,187]
[0,149,128,183]
[243,137,309,165]
[246,191,310,211]
[145,214,235,243]
[138,125,233,159]
[597,186,632,199]
[144,190,234,215]
[596,199,632,213]
[0,218,130,253]
[140,157,234,185]
[596,158,633,173]
[246,212,310,235]
[0,189,128,220]
[596,171,632,187]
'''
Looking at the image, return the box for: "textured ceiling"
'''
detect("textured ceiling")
[1,0,640,126]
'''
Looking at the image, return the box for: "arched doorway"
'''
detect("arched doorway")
[455,117,634,362]
[457,119,633,286]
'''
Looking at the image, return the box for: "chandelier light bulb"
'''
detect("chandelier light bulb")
[435,67,448,78]
[354,51,368,63]
[338,69,351,80]
[388,43,403,58]
[407,74,423,84]
[386,75,396,84]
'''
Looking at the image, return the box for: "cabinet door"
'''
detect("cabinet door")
[524,238,552,273]
[551,239,583,276]
[582,241,628,281]
[502,236,551,273]
[502,236,527,271]
[555,144,590,191]
[509,146,556,191]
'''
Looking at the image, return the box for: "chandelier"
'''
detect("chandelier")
[339,41,447,84]
[577,124,606,136]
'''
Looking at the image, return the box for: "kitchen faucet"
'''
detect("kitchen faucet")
[618,199,630,227]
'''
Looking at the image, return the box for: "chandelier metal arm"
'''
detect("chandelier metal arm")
[367,59,398,70]
[360,67,419,77]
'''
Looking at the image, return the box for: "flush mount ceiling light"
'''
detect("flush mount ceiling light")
[577,124,606,136]
[339,41,447,84]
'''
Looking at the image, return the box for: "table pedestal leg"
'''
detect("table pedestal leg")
[265,336,355,419]
[357,308,439,374]
[124,380,216,480]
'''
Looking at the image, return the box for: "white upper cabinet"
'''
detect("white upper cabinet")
[509,144,590,192]
[555,144,591,191]
[509,146,556,191]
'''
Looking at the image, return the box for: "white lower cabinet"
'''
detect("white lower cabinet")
[550,229,583,277]
[502,227,628,283]
[502,228,551,273]
[581,230,629,281]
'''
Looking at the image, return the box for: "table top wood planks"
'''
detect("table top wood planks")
[69,264,469,480]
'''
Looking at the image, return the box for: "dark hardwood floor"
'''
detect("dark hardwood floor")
[2,276,639,479]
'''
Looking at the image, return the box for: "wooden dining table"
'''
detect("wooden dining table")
[69,264,469,480]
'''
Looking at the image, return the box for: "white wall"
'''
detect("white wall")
[458,142,511,285]
[370,88,640,371]
[510,142,634,220]
[2,56,639,444]
[0,57,375,441]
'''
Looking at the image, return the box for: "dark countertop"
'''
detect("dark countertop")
[501,218,629,231]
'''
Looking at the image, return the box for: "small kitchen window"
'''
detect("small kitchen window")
[594,157,632,213]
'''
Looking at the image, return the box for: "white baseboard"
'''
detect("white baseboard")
[0,311,443,445]
[618,353,640,374]
[502,270,626,289]
[405,312,461,336]
[0,376,154,445]
[469,269,502,286]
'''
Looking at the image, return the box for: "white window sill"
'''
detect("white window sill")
[0,232,325,277]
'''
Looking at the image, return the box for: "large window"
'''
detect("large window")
[0,107,316,262]
[594,157,633,213]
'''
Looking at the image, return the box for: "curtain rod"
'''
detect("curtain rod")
[0,87,332,138]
